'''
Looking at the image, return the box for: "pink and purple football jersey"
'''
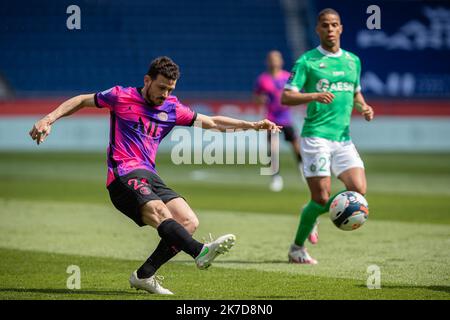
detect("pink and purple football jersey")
[254,70,293,126]
[95,86,196,186]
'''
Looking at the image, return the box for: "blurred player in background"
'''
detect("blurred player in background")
[282,9,374,264]
[29,56,280,294]
[254,50,304,192]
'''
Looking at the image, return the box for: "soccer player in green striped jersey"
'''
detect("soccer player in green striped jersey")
[281,8,374,264]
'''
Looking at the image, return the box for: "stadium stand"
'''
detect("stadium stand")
[0,0,292,96]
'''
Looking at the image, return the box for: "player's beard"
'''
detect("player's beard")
[143,85,157,106]
[143,83,166,106]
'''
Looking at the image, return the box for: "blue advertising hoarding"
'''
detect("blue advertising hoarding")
[309,0,450,99]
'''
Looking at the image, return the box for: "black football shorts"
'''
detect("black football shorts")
[107,169,182,226]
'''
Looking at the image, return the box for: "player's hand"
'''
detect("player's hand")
[29,117,52,145]
[254,119,282,133]
[360,104,374,121]
[314,92,335,104]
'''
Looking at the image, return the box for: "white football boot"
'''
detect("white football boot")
[195,234,236,270]
[129,271,174,295]
[288,244,318,265]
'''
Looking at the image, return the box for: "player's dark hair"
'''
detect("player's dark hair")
[147,56,180,80]
[317,8,341,23]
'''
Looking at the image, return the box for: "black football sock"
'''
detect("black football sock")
[157,219,203,259]
[137,240,179,279]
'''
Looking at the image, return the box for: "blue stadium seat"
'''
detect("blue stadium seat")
[0,0,292,96]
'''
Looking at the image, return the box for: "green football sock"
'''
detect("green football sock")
[294,200,327,246]
[294,190,347,246]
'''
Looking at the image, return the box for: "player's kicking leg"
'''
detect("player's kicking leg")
[150,197,236,271]
[134,200,235,293]
[195,234,236,269]
[109,174,235,294]
[128,233,237,293]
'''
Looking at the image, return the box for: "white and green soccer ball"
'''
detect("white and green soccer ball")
[329,191,369,231]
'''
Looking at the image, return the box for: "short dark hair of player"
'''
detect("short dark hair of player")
[317,8,341,23]
[147,56,180,81]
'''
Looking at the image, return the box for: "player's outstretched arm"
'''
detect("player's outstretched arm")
[354,91,374,122]
[281,89,335,106]
[195,113,281,133]
[29,93,97,145]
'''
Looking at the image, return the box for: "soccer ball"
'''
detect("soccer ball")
[329,191,369,231]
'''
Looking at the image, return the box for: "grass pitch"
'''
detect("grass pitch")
[0,151,449,299]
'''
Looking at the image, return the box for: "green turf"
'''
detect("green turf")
[0,151,449,299]
[1,152,450,224]
[1,247,448,300]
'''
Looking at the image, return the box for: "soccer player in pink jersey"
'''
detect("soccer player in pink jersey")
[29,56,280,295]
[254,50,304,192]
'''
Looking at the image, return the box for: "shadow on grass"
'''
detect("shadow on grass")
[356,284,450,294]
[173,260,288,264]
[253,296,299,299]
[0,288,141,296]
